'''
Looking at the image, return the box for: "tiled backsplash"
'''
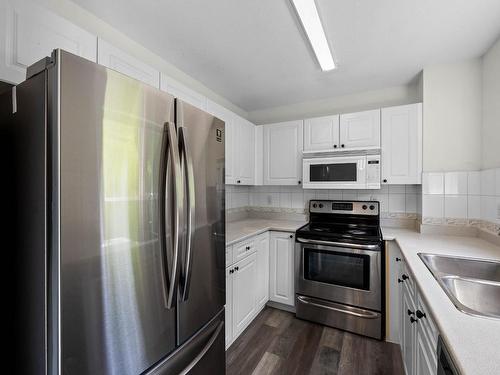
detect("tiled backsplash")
[422,169,500,234]
[226,184,421,217]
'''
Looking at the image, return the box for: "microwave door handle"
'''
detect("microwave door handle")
[178,126,195,302]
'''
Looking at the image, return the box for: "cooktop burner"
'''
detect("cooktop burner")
[296,200,382,246]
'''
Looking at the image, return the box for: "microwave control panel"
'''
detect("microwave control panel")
[366,155,381,188]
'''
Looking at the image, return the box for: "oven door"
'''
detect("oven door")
[295,239,381,311]
[302,155,366,189]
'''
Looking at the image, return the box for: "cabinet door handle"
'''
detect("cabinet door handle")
[333,144,338,149]
[407,309,414,316]
[397,278,403,283]
[402,274,409,281]
[383,179,388,183]
[235,266,239,271]
[416,310,426,319]
[289,235,293,239]
[395,257,401,262]
[237,180,241,184]
[410,317,418,323]
[341,144,345,148]
[298,180,301,185]
[229,269,234,274]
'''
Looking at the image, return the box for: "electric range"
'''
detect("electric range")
[294,200,384,340]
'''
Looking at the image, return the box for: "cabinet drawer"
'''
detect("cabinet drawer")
[233,239,256,263]
[226,245,233,267]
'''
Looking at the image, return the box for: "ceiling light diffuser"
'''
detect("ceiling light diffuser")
[291,0,336,71]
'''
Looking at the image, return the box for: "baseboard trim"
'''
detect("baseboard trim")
[266,300,296,313]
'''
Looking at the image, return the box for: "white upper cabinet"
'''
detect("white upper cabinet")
[303,115,340,151]
[339,109,381,149]
[381,103,422,184]
[236,117,256,185]
[97,38,160,88]
[263,120,303,185]
[0,0,97,84]
[160,73,207,110]
[206,100,255,185]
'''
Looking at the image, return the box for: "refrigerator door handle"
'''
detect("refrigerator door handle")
[159,122,183,309]
[178,126,195,301]
[178,321,223,375]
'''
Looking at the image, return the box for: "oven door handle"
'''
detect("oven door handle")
[296,237,380,251]
[297,296,379,319]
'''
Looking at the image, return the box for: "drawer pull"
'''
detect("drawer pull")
[402,274,409,281]
[410,317,418,324]
[416,310,426,319]
[407,309,415,316]
[395,257,401,262]
[398,278,404,283]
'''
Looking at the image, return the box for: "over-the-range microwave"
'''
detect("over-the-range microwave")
[302,152,381,189]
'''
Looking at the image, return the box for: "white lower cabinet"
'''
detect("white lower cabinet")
[226,230,292,348]
[255,232,270,309]
[232,253,257,337]
[269,231,295,306]
[390,240,438,375]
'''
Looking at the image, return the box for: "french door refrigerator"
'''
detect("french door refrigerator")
[4,50,226,375]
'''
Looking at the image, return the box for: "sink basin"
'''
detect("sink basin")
[419,253,500,319]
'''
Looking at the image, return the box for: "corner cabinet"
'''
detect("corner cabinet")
[381,103,422,185]
[269,232,295,306]
[263,121,303,185]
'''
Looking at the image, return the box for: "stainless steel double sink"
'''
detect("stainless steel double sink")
[419,253,500,319]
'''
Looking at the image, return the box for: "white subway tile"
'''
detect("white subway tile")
[371,194,388,213]
[389,185,406,194]
[445,172,468,195]
[467,195,481,219]
[496,169,500,197]
[291,192,304,209]
[388,194,405,213]
[316,191,329,199]
[279,192,291,208]
[304,191,315,206]
[405,194,417,213]
[422,172,444,194]
[422,194,444,218]
[481,169,496,196]
[342,191,357,200]
[328,190,342,200]
[444,195,467,219]
[357,192,373,201]
[467,171,481,195]
[481,196,496,222]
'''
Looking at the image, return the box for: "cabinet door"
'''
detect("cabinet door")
[339,109,380,149]
[303,115,340,151]
[237,118,255,185]
[225,267,233,348]
[269,232,295,306]
[386,241,403,344]
[0,0,97,84]
[415,326,437,375]
[97,38,160,88]
[206,100,236,184]
[381,103,422,184]
[263,121,303,185]
[401,286,416,375]
[160,73,206,110]
[255,233,270,309]
[232,253,257,337]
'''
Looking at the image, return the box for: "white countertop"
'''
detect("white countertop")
[382,227,500,375]
[226,220,500,374]
[226,218,306,246]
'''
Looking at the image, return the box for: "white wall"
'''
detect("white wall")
[32,0,249,119]
[248,84,420,125]
[422,59,483,172]
[482,37,500,169]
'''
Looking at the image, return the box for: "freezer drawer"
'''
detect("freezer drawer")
[146,309,225,375]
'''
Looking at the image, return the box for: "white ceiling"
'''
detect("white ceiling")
[70,0,500,112]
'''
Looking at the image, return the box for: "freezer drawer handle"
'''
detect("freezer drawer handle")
[297,295,379,319]
[179,321,224,375]
[158,122,183,309]
[178,126,196,302]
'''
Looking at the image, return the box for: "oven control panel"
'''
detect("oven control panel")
[309,200,379,215]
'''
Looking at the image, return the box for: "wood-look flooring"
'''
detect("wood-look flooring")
[226,307,404,375]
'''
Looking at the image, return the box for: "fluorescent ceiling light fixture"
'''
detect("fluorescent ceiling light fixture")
[291,0,336,71]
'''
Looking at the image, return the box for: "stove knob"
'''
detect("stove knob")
[370,205,375,210]
[312,203,317,208]
[319,203,323,208]
[362,205,367,210]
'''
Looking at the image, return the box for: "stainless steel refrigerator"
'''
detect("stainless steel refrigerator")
[4,50,226,375]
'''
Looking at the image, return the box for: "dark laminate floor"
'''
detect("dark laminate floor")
[226,307,404,375]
